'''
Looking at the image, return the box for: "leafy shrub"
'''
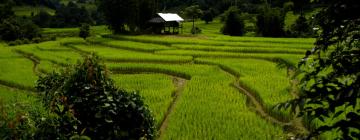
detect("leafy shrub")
[0,93,54,140]
[79,23,90,40]
[36,54,156,139]
[191,27,202,34]
[32,37,42,43]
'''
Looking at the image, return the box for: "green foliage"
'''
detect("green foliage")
[221,7,245,36]
[36,54,156,139]
[79,23,90,40]
[278,0,360,139]
[256,7,285,37]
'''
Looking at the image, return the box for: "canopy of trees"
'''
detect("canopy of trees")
[221,6,245,36]
[98,0,156,33]
[279,0,360,139]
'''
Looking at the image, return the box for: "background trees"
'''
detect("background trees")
[279,0,360,139]
[256,7,285,37]
[0,4,40,42]
[289,14,312,37]
[98,0,156,34]
[221,7,245,36]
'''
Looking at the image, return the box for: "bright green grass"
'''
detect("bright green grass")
[72,44,193,63]
[42,26,111,35]
[172,44,307,54]
[0,44,22,59]
[111,35,314,49]
[112,74,174,126]
[15,41,83,65]
[90,37,173,52]
[155,49,303,65]
[0,58,37,88]
[13,6,55,16]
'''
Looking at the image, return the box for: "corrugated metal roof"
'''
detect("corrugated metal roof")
[158,13,184,22]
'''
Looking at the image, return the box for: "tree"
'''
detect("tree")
[0,3,14,22]
[36,55,156,139]
[290,14,312,37]
[221,6,245,36]
[278,0,360,139]
[32,10,52,28]
[0,17,40,41]
[52,2,93,28]
[79,23,90,40]
[183,5,203,34]
[256,7,285,37]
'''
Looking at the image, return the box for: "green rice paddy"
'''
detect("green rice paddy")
[0,21,322,139]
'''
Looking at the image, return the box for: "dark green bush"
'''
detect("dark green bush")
[36,54,156,139]
[191,27,202,34]
[221,7,245,36]
[79,23,90,40]
[289,14,313,37]
[256,7,285,37]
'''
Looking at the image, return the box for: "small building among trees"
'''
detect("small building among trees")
[148,13,184,34]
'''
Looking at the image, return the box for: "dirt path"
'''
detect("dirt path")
[158,77,187,140]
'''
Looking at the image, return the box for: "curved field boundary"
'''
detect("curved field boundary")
[104,35,314,50]
[111,67,191,80]
[111,71,188,139]
[14,50,41,76]
[193,59,308,136]
[87,40,172,53]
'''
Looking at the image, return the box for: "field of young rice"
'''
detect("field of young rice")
[0,22,319,139]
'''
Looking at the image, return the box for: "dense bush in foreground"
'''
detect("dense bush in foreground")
[36,54,156,139]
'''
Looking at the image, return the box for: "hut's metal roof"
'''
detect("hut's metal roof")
[157,13,184,22]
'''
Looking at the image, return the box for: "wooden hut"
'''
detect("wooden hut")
[149,13,184,34]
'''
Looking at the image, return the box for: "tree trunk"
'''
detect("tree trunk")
[192,16,195,34]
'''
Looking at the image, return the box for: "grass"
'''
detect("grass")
[72,44,193,64]
[112,74,175,127]
[0,58,37,88]
[106,63,285,139]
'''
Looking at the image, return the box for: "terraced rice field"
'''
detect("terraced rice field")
[0,23,318,139]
